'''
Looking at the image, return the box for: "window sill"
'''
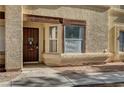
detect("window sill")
[61,53,83,55]
[119,52,124,55]
[61,52,111,56]
[43,52,60,55]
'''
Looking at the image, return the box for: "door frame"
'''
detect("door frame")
[23,27,39,64]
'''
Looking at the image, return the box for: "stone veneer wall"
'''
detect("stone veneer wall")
[5,6,23,71]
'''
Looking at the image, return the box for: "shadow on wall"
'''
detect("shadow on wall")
[113,17,124,23]
[120,5,124,9]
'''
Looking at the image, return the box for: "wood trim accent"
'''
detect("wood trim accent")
[24,14,63,24]
[24,14,86,26]
[83,26,86,53]
[62,24,64,53]
[43,27,45,53]
[62,19,86,26]
[0,12,5,19]
[0,51,5,55]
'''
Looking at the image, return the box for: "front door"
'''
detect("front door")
[23,27,39,63]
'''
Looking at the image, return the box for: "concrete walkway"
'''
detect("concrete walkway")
[1,66,124,87]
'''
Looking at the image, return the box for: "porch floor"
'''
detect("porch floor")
[1,62,124,86]
[53,62,124,73]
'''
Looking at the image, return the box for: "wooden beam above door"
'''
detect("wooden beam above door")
[23,14,62,24]
[23,14,86,26]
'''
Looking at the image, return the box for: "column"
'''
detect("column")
[5,5,23,71]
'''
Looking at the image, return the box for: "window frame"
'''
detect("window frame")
[49,26,58,53]
[63,24,86,53]
[119,31,124,52]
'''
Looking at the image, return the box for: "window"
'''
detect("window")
[64,25,85,53]
[119,31,124,52]
[49,26,57,52]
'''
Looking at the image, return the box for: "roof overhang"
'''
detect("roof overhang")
[109,8,124,16]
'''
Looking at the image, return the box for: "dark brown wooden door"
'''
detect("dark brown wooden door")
[23,27,39,62]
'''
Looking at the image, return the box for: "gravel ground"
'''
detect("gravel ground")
[0,71,21,82]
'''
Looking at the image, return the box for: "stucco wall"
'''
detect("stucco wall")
[23,6,109,53]
[109,8,124,61]
[43,53,113,66]
[0,5,123,69]
[111,5,120,8]
[23,6,111,66]
[5,6,23,71]
[23,20,113,66]
[109,11,124,53]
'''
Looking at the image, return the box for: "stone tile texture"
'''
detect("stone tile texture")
[1,63,124,87]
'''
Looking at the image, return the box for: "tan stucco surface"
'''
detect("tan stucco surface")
[23,6,110,66]
[5,6,23,71]
[109,8,124,61]
[23,6,109,53]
